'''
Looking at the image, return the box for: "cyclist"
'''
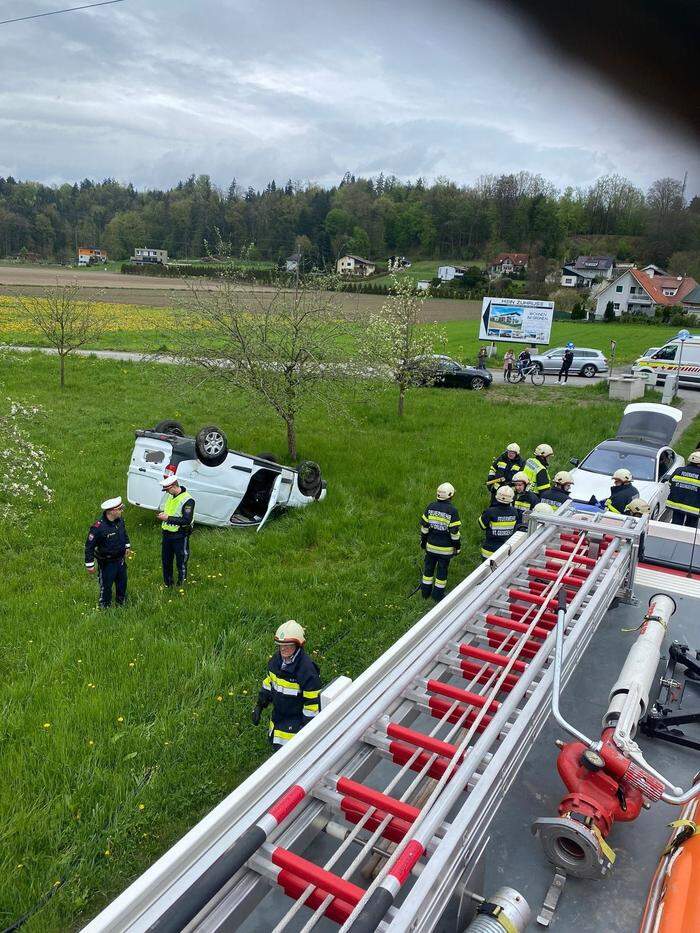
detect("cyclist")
[517,347,532,376]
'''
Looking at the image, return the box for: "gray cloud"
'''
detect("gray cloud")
[0,0,698,195]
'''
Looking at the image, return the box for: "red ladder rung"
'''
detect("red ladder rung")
[388,739,455,781]
[336,777,420,823]
[508,604,557,625]
[271,847,365,906]
[545,548,596,567]
[386,722,457,758]
[340,795,413,844]
[427,679,501,713]
[458,643,528,673]
[487,633,540,658]
[277,869,355,924]
[428,696,494,729]
[460,660,520,692]
[528,567,583,587]
[485,612,551,640]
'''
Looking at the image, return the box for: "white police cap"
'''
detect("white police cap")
[161,474,179,488]
[101,496,123,510]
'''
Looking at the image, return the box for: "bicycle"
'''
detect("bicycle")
[506,362,545,386]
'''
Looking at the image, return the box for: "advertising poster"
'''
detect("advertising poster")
[479,297,555,345]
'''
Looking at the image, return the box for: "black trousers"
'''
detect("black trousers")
[162,533,190,586]
[671,510,699,528]
[98,558,127,607]
[422,552,451,601]
[558,362,572,382]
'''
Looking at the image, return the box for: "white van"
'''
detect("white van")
[631,335,700,388]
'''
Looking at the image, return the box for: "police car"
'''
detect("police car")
[127,420,326,529]
[568,402,684,517]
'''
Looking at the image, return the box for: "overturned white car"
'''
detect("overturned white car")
[126,420,326,529]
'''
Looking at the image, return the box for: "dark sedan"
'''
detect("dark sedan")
[408,355,493,391]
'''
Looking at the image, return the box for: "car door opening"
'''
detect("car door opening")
[231,468,280,524]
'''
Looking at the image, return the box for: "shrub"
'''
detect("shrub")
[603,301,616,322]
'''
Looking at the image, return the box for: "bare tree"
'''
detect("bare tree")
[14,283,106,387]
[357,276,446,417]
[168,277,360,460]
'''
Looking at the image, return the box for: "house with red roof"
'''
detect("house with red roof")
[488,252,528,278]
[594,268,698,319]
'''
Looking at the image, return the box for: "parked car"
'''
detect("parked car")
[407,355,493,391]
[568,402,684,517]
[126,420,326,530]
[529,346,609,378]
[631,335,700,389]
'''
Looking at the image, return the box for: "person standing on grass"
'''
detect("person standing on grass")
[478,485,518,559]
[486,442,523,501]
[503,349,515,380]
[84,496,131,608]
[558,343,575,383]
[157,474,195,587]
[252,621,321,749]
[420,482,461,601]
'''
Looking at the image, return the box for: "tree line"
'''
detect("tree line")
[1,170,698,270]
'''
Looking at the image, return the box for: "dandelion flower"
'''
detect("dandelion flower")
[216,695,223,702]
[88,740,94,746]
[104,850,111,857]
[42,722,51,729]
[117,716,124,723]
[138,803,145,811]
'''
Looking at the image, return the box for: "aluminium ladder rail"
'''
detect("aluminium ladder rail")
[83,508,645,933]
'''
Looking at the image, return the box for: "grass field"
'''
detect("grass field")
[0,295,687,366]
[370,259,485,286]
[0,350,645,931]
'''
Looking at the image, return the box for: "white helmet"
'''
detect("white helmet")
[436,482,455,500]
[535,444,554,459]
[506,443,521,455]
[613,468,633,483]
[625,498,650,516]
[688,451,700,466]
[532,502,554,515]
[554,470,574,488]
[275,620,306,646]
[512,471,530,485]
[495,485,515,504]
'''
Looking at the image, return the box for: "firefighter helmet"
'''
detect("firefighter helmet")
[506,443,521,454]
[553,470,574,488]
[613,468,633,483]
[688,451,700,465]
[436,482,455,500]
[625,498,650,516]
[512,471,530,485]
[532,502,554,515]
[534,444,554,459]
[275,620,306,646]
[495,485,515,504]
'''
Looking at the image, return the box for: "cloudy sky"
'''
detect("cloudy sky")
[1,0,698,195]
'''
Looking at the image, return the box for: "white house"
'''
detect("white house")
[285,253,301,272]
[132,247,168,264]
[560,255,614,288]
[437,265,467,281]
[336,255,376,277]
[594,268,698,318]
[488,252,528,278]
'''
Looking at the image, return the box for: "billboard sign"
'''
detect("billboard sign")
[479,296,554,345]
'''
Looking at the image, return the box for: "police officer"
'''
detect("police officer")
[478,485,518,559]
[486,443,524,499]
[605,468,639,514]
[420,482,461,601]
[84,496,131,608]
[666,451,700,527]
[539,471,574,510]
[558,343,575,383]
[157,474,195,587]
[523,444,554,494]
[512,471,539,514]
[252,621,322,748]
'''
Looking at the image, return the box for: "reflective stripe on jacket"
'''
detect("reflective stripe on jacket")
[421,500,461,556]
[258,648,322,745]
[605,483,639,514]
[486,451,524,490]
[478,504,518,556]
[668,465,700,515]
[523,457,551,493]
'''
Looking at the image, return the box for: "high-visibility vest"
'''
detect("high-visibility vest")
[161,491,194,533]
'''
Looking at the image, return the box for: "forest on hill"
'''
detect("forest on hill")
[1,171,699,273]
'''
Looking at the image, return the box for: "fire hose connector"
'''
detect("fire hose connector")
[532,814,616,880]
[465,886,531,932]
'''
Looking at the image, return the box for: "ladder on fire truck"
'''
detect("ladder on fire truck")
[83,507,647,933]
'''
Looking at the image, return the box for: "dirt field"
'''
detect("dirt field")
[0,265,482,322]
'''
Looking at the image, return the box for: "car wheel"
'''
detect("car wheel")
[195,425,229,466]
[470,376,486,391]
[297,460,323,497]
[256,452,279,463]
[534,362,544,373]
[581,364,597,378]
[154,419,185,437]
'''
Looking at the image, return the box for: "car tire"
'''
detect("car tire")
[469,376,486,391]
[534,362,544,374]
[154,419,185,437]
[297,460,323,497]
[195,425,229,466]
[256,452,279,463]
[581,364,598,378]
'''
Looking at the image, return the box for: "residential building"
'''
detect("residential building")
[336,255,376,277]
[131,247,168,264]
[387,255,411,271]
[594,269,698,319]
[639,263,669,278]
[681,284,700,317]
[285,253,301,272]
[560,255,614,288]
[77,246,107,265]
[488,252,528,277]
[437,265,467,281]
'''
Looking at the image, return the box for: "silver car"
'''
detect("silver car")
[529,346,609,378]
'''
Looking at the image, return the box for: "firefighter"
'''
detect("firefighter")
[252,621,321,748]
[420,482,461,601]
[157,474,195,587]
[539,471,574,510]
[84,496,131,608]
[478,485,518,559]
[512,471,539,514]
[666,451,700,527]
[523,444,554,494]
[605,468,639,514]
[486,443,524,499]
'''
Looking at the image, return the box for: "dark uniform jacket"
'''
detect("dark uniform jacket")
[667,464,700,515]
[561,349,574,370]
[523,456,551,493]
[478,504,518,555]
[539,488,570,510]
[514,488,539,512]
[258,648,322,745]
[605,483,639,514]
[486,451,524,494]
[421,500,461,556]
[85,514,130,567]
